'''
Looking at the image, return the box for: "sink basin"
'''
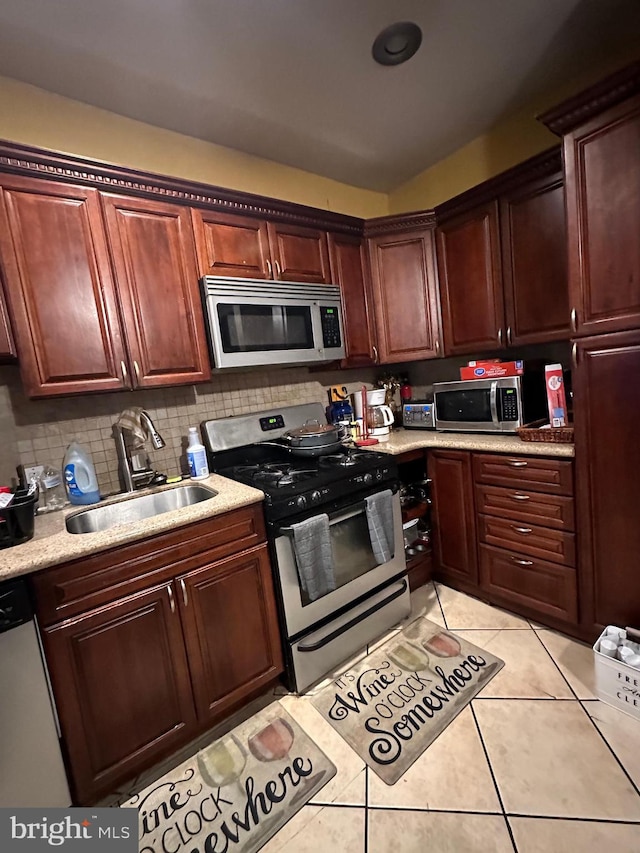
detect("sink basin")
[65,484,219,534]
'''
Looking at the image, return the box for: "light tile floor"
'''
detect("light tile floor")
[110,582,640,852]
[264,582,640,852]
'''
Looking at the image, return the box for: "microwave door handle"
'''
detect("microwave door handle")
[489,381,500,429]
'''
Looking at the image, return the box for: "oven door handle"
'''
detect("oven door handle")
[489,380,499,429]
[278,487,398,536]
[296,578,408,652]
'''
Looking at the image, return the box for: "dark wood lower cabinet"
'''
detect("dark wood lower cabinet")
[179,545,283,721]
[41,583,198,804]
[430,450,478,589]
[33,509,283,805]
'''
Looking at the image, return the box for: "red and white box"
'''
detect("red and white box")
[460,360,524,380]
[544,363,568,427]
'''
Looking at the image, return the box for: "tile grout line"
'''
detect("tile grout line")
[469,702,519,853]
[364,765,369,853]
[530,629,582,700]
[432,582,449,629]
[506,812,640,825]
[577,699,640,799]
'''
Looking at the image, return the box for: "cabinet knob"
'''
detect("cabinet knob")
[266,258,273,277]
[506,326,512,346]
[570,307,578,333]
[497,328,503,345]
[372,345,379,363]
[133,360,141,383]
[571,342,578,370]
[120,360,128,384]
[274,259,282,278]
[435,339,440,355]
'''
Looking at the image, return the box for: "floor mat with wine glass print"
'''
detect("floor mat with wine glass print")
[124,702,336,853]
[311,616,504,785]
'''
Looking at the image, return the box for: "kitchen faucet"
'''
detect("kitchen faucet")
[113,410,167,492]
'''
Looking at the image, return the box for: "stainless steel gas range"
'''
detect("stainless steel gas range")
[202,403,410,693]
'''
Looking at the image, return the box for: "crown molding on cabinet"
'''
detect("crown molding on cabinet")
[364,210,437,236]
[0,139,364,236]
[538,59,640,135]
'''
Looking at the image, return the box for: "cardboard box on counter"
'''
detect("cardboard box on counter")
[460,360,524,380]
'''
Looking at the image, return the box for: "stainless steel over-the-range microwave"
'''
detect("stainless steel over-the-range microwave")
[201,276,345,369]
[433,375,545,433]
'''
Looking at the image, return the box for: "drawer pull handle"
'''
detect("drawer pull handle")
[167,584,176,614]
[266,258,273,277]
[513,557,534,566]
[512,493,530,501]
[507,460,528,468]
[179,578,188,607]
[513,525,533,535]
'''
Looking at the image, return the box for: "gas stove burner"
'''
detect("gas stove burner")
[319,450,371,467]
[253,463,317,488]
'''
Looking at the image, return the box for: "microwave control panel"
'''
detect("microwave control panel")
[500,388,519,421]
[320,306,342,349]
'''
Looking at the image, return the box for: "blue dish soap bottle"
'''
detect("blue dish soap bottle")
[63,441,101,505]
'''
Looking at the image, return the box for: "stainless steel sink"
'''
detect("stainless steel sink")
[65,484,218,534]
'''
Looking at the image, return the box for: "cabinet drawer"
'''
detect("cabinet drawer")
[473,453,573,495]
[31,504,266,626]
[475,484,575,531]
[479,544,577,624]
[478,514,576,567]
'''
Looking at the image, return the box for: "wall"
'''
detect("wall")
[0,76,388,220]
[0,364,378,495]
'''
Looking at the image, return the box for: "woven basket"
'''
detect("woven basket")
[517,418,574,444]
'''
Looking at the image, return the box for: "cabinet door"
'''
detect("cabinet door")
[501,171,570,345]
[42,583,197,804]
[429,450,478,588]
[328,232,377,366]
[191,209,271,279]
[573,330,640,632]
[564,94,640,336]
[267,222,331,283]
[102,193,210,387]
[0,277,16,359]
[0,176,127,396]
[368,228,441,363]
[178,544,283,722]
[437,201,505,355]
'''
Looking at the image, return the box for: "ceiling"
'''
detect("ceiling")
[0,0,638,192]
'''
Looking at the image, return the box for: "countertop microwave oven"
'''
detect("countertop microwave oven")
[433,375,546,433]
[201,276,345,369]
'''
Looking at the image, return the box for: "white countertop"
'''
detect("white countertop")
[366,428,575,458]
[0,475,265,582]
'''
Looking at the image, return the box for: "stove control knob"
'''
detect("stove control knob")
[363,472,373,485]
[310,490,322,503]
[375,470,383,480]
[295,495,307,509]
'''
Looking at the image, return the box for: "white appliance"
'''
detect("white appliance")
[201,277,345,369]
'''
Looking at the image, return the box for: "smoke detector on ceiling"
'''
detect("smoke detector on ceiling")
[372,21,422,66]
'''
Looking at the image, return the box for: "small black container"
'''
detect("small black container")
[0,488,38,549]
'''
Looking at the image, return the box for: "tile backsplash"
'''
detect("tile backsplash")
[0,365,376,495]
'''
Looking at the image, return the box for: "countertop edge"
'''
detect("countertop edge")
[367,429,575,458]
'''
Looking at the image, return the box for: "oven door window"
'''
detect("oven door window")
[298,507,380,607]
[217,303,314,353]
[436,389,492,423]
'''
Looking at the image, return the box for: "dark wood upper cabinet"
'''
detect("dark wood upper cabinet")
[437,201,505,355]
[0,175,128,396]
[0,276,16,360]
[266,222,332,283]
[572,330,640,634]
[500,170,569,345]
[328,232,377,366]
[101,193,210,388]
[178,544,283,722]
[41,583,198,804]
[191,208,271,279]
[429,449,478,588]
[368,227,441,363]
[563,94,640,336]
[191,209,331,283]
